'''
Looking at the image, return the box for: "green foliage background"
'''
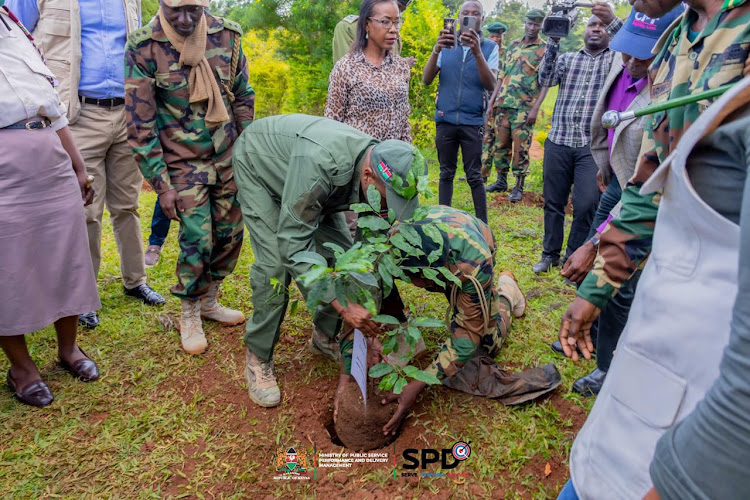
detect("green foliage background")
[141,0,631,148]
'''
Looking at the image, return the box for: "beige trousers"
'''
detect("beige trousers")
[70,102,146,289]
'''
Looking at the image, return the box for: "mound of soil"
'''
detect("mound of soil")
[334,383,398,452]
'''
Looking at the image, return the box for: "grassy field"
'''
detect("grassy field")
[0,90,605,499]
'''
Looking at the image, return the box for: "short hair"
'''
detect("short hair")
[354,0,400,53]
[460,0,484,16]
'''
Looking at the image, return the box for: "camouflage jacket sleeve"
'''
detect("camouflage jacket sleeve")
[230,41,255,133]
[538,40,565,88]
[124,42,172,194]
[577,112,662,308]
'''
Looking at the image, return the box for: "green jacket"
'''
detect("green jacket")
[233,114,378,288]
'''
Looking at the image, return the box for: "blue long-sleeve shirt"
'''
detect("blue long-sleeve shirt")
[6,0,131,99]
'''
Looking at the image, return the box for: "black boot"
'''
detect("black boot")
[509,175,525,203]
[485,171,508,193]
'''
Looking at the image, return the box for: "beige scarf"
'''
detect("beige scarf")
[158,9,229,127]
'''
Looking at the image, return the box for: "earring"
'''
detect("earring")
[366,31,369,39]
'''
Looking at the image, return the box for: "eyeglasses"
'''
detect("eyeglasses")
[367,17,403,29]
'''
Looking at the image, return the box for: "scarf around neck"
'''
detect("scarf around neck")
[158,9,229,128]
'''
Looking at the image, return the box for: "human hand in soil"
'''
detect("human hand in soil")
[333,374,354,423]
[332,300,380,336]
[560,240,596,283]
[381,380,427,435]
[559,297,600,361]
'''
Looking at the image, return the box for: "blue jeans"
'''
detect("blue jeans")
[149,198,171,247]
[557,479,580,500]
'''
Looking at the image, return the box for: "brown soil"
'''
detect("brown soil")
[142,179,153,192]
[155,322,584,496]
[488,191,545,208]
[530,137,544,161]
[334,383,398,452]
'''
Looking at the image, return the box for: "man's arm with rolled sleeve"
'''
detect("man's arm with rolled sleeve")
[124,43,172,194]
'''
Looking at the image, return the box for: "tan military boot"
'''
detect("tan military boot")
[308,324,341,362]
[201,281,245,325]
[244,347,281,408]
[497,271,527,318]
[180,299,208,354]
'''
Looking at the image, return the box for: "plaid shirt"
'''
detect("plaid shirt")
[538,19,622,148]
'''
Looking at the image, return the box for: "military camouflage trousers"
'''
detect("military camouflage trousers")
[481,107,533,179]
[171,179,243,299]
[425,287,512,380]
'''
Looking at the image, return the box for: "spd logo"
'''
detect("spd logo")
[402,441,471,470]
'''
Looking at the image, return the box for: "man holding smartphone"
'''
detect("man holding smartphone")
[423,0,499,224]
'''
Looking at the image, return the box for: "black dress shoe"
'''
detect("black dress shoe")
[59,349,100,382]
[124,284,166,306]
[6,370,53,407]
[532,256,560,274]
[78,311,100,329]
[550,340,594,359]
[572,368,607,396]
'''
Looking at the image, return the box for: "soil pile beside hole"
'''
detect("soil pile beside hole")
[334,383,398,451]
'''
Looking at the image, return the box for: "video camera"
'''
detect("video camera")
[542,1,594,38]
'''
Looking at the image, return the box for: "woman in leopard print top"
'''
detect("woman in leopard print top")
[325,0,412,143]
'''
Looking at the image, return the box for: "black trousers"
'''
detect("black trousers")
[436,123,487,222]
[583,178,640,373]
[541,139,600,261]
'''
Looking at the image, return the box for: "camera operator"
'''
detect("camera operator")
[533,2,622,274]
[423,0,499,223]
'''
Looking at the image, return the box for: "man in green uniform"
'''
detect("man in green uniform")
[124,0,255,355]
[332,0,411,63]
[561,0,750,345]
[486,21,507,53]
[334,205,527,433]
[483,10,548,202]
[232,114,424,408]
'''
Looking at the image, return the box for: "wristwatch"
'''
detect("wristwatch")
[589,233,601,250]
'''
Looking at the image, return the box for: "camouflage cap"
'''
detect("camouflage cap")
[161,0,209,7]
[487,22,507,33]
[370,140,426,221]
[526,9,546,21]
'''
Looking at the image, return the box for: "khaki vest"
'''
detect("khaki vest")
[33,0,140,124]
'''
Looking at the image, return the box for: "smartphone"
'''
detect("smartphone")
[443,17,457,48]
[460,15,481,46]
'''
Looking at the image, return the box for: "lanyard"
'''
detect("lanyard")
[1,7,46,64]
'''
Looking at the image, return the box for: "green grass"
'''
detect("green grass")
[0,98,597,498]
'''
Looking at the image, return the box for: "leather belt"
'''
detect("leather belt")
[79,95,125,107]
[2,118,52,130]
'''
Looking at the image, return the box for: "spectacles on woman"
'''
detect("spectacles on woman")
[367,17,403,29]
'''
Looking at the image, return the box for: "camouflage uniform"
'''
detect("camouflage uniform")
[481,37,546,179]
[340,206,513,379]
[124,13,255,299]
[578,0,750,307]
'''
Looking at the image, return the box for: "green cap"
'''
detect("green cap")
[526,9,546,21]
[369,140,425,220]
[487,22,507,34]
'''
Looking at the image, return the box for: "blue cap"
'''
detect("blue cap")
[610,5,685,60]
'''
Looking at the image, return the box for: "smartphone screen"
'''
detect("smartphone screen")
[443,18,457,48]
